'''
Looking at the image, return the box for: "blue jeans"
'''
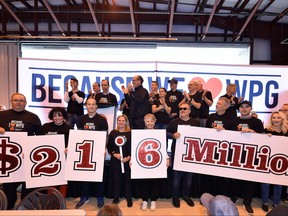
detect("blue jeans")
[172,170,193,198]
[262,183,282,205]
[80,182,104,200]
[67,114,81,129]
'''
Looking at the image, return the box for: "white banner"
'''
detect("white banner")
[23,135,67,188]
[18,58,288,125]
[65,130,106,182]
[0,132,27,183]
[131,129,167,179]
[174,125,288,186]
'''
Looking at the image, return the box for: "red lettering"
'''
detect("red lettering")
[216,141,229,166]
[243,145,257,169]
[136,139,162,168]
[270,155,288,175]
[183,138,217,164]
[74,141,96,171]
[31,146,60,177]
[256,146,270,172]
[230,143,242,167]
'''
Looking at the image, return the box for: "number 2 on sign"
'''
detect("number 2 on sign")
[30,146,61,177]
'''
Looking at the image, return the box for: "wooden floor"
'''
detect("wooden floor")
[65,196,288,216]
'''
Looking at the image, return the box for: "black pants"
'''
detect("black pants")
[140,178,161,201]
[111,165,131,200]
[3,182,34,209]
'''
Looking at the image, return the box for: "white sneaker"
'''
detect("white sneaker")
[150,201,156,211]
[141,201,148,211]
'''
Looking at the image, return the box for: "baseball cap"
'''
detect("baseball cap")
[239,100,252,107]
[200,193,239,216]
[168,78,178,84]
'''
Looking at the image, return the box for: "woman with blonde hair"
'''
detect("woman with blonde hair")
[261,111,288,212]
[139,113,170,211]
[107,114,133,207]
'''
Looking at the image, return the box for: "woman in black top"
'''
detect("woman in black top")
[40,107,72,197]
[107,114,133,207]
[261,111,288,212]
[152,88,171,129]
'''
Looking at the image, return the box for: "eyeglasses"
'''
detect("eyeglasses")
[11,99,26,103]
[179,107,189,111]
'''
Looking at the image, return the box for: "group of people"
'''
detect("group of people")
[0,75,287,215]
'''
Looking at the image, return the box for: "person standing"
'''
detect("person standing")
[230,100,264,215]
[165,78,184,120]
[220,83,243,118]
[96,80,118,107]
[107,114,133,208]
[152,87,171,129]
[166,103,200,208]
[0,93,42,209]
[75,98,108,209]
[86,82,101,101]
[204,97,235,196]
[149,81,159,105]
[121,75,150,129]
[179,80,202,119]
[139,113,170,211]
[40,107,72,197]
[196,80,213,127]
[261,111,287,212]
[64,78,85,129]
[206,97,235,130]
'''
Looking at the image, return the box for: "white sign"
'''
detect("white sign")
[65,130,106,182]
[23,135,67,188]
[174,126,288,186]
[131,129,167,179]
[0,132,27,183]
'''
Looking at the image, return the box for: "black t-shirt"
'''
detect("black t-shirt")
[187,92,202,118]
[264,128,288,136]
[206,112,235,130]
[233,116,264,133]
[40,122,72,147]
[78,113,108,131]
[95,92,118,107]
[198,90,213,119]
[166,117,200,155]
[67,91,85,116]
[0,109,42,135]
[153,99,170,124]
[165,90,184,118]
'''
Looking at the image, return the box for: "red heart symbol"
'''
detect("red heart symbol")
[192,77,222,100]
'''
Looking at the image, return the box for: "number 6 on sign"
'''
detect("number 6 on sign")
[131,129,167,179]
[136,138,162,169]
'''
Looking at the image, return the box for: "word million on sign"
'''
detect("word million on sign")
[174,126,288,186]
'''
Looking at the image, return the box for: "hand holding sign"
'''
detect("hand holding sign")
[115,136,126,173]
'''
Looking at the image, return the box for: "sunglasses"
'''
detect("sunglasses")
[179,107,189,111]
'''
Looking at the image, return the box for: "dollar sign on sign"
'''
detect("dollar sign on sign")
[0,137,22,177]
